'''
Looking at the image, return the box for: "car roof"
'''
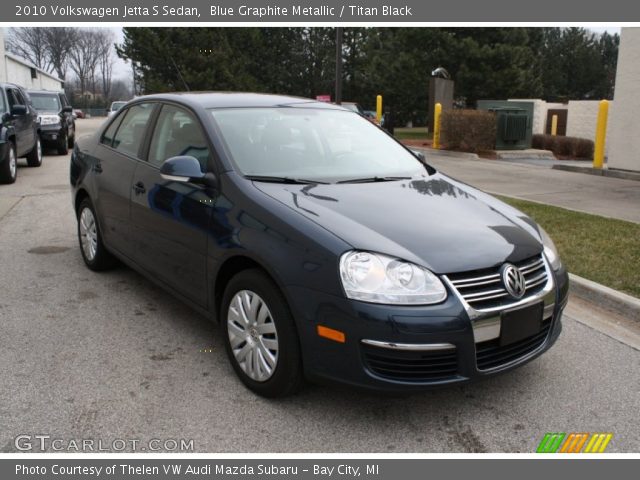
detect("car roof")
[27,89,62,95]
[0,83,25,89]
[133,92,348,110]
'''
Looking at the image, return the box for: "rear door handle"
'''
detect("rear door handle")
[133,181,146,195]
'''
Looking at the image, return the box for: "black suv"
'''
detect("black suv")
[0,83,42,184]
[28,89,75,155]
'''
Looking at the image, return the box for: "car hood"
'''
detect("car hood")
[36,110,60,116]
[253,173,543,274]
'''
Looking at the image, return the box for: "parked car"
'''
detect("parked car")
[70,93,568,397]
[0,83,42,183]
[73,109,85,119]
[28,89,75,155]
[107,101,128,117]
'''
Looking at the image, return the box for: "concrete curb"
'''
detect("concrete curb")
[569,273,640,322]
[496,149,555,160]
[552,164,640,181]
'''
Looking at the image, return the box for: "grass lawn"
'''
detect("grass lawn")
[498,196,640,299]
[394,127,432,141]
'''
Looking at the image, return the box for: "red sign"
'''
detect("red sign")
[316,95,331,103]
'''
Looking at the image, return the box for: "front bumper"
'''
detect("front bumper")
[286,264,569,392]
[39,125,64,145]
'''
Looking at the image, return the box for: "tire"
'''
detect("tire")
[68,130,75,148]
[0,142,17,184]
[76,198,117,271]
[221,269,303,397]
[26,136,42,167]
[57,131,69,155]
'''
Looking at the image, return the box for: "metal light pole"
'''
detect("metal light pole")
[335,27,343,105]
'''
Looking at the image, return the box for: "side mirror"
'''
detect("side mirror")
[410,149,426,163]
[160,156,215,186]
[62,106,73,113]
[11,105,27,116]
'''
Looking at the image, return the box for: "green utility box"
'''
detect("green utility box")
[477,100,534,150]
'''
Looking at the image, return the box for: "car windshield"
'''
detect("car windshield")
[111,102,126,111]
[30,93,61,112]
[210,108,426,183]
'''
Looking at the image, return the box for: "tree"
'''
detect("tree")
[43,27,78,80]
[6,28,51,72]
[68,29,103,107]
[116,27,620,125]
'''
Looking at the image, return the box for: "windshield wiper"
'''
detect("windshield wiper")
[244,175,329,185]
[336,176,412,184]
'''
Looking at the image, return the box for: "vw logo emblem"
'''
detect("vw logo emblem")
[501,264,526,299]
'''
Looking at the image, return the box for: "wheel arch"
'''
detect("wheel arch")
[212,254,285,322]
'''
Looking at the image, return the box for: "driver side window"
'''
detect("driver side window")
[148,105,211,172]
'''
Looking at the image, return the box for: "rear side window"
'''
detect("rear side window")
[0,90,5,114]
[101,112,125,147]
[111,103,154,158]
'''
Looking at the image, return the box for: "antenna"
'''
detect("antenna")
[169,56,190,92]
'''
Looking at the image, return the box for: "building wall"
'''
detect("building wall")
[0,28,63,91]
[608,28,640,172]
[4,56,64,91]
[508,99,566,134]
[566,100,614,153]
[0,29,6,84]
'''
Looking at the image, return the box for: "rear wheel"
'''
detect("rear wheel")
[26,136,42,167]
[77,198,116,271]
[221,269,303,397]
[57,131,69,155]
[0,142,17,184]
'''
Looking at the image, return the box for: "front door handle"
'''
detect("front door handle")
[133,181,146,195]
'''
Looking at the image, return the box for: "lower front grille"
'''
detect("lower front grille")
[476,319,552,371]
[362,344,458,382]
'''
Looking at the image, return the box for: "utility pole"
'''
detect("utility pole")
[335,27,343,104]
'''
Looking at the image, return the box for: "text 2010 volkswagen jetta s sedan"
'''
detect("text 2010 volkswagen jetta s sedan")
[70,93,569,397]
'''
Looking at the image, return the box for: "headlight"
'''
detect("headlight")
[339,251,447,305]
[38,115,60,126]
[539,227,562,270]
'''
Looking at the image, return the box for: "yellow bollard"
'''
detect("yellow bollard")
[593,100,609,169]
[433,103,442,149]
[376,95,382,123]
[551,114,558,136]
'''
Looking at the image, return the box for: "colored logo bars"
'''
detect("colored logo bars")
[536,433,613,453]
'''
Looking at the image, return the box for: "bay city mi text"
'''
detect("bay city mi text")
[15,4,413,18]
[16,463,381,477]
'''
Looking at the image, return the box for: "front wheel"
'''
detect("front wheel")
[221,269,303,397]
[77,198,117,271]
[26,137,42,167]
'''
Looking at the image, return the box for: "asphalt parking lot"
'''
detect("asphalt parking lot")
[0,118,638,453]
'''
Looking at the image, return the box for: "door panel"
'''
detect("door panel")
[131,104,214,306]
[7,89,28,155]
[131,163,212,306]
[94,103,155,257]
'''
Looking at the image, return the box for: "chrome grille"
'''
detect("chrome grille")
[446,255,548,311]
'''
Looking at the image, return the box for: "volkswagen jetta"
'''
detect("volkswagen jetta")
[70,93,569,397]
